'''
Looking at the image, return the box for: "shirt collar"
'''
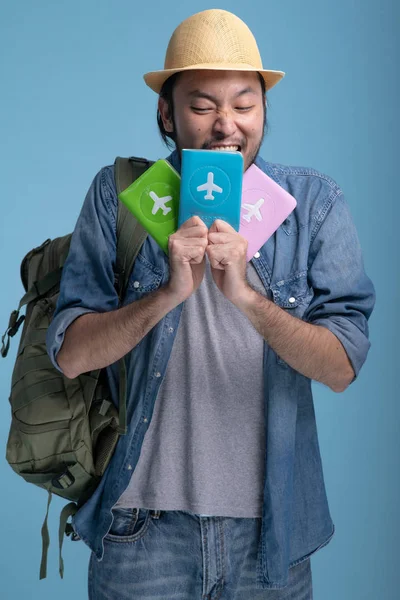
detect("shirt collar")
[166,149,181,175]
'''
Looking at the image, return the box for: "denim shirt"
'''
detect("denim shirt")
[46,150,375,589]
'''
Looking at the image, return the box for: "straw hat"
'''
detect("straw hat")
[143,9,285,93]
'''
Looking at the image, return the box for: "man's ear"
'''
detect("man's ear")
[158,97,174,133]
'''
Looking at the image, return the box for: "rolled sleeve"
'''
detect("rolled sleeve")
[46,166,119,373]
[46,307,96,372]
[304,193,376,379]
[312,316,370,378]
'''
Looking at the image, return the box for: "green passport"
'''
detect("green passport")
[118,159,180,254]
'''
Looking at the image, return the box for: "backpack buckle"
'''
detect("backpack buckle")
[52,469,75,490]
[8,315,25,338]
[8,310,19,330]
[1,311,25,358]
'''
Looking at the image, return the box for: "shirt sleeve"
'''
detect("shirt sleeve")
[46,166,119,372]
[303,192,376,379]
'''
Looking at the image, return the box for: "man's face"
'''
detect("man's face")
[159,70,266,171]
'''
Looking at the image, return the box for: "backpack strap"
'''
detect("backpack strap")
[39,489,52,579]
[115,156,154,299]
[113,157,153,436]
[58,502,78,578]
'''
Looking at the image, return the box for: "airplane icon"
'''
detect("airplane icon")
[196,172,223,200]
[149,190,173,216]
[242,197,265,222]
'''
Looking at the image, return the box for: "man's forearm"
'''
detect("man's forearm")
[57,286,179,379]
[235,288,355,392]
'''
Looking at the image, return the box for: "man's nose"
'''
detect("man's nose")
[212,110,237,137]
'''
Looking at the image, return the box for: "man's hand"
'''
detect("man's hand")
[166,216,208,303]
[207,219,250,304]
[59,218,209,377]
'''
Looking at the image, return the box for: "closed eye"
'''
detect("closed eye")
[191,105,255,114]
[191,107,213,113]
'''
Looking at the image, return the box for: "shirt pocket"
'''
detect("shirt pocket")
[270,271,314,367]
[124,252,164,300]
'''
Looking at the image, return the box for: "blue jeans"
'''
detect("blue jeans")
[88,507,313,599]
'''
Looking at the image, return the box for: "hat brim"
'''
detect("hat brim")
[143,64,285,93]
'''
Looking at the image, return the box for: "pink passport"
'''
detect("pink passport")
[239,164,297,261]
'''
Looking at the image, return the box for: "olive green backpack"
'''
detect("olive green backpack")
[1,157,153,580]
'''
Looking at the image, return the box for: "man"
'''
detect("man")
[47,8,375,599]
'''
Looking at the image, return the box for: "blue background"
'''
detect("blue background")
[0,1,398,598]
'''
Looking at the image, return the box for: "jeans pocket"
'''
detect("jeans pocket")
[105,507,151,543]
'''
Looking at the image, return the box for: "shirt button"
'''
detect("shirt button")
[127,464,132,470]
[254,251,261,259]
[155,372,161,378]
[168,327,174,333]
[143,417,148,423]
[133,281,140,289]
[289,297,296,304]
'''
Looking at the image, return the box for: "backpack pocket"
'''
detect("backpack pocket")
[7,294,120,503]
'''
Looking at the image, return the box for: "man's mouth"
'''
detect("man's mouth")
[209,145,241,152]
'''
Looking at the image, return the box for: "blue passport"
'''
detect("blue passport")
[178,149,244,230]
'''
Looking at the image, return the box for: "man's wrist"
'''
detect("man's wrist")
[158,282,188,309]
[232,284,269,313]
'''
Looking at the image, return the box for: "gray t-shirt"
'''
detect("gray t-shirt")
[115,260,267,517]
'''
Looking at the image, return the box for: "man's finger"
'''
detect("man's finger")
[180,216,207,230]
[208,219,236,234]
[208,232,239,245]
[207,243,233,266]
[173,224,208,240]
[169,238,207,260]
[169,237,208,253]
